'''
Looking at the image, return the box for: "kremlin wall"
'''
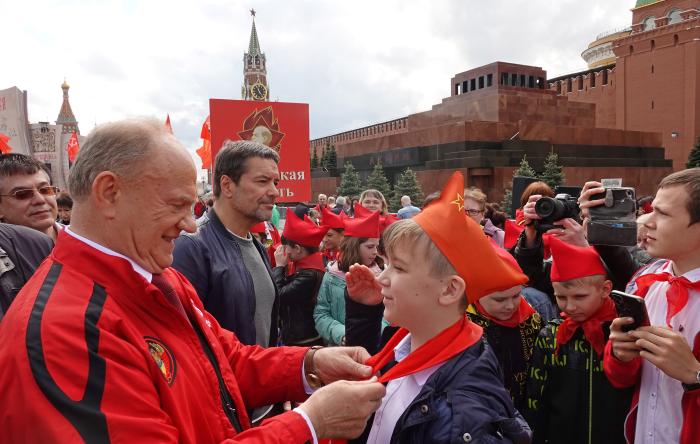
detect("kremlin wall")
[311,0,699,202]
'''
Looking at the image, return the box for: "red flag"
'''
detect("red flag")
[0,133,11,154]
[67,131,80,162]
[196,116,212,169]
[165,114,174,134]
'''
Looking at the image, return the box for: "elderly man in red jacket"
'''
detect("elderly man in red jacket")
[0,118,384,443]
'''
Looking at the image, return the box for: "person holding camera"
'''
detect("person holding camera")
[510,193,588,322]
[600,169,700,444]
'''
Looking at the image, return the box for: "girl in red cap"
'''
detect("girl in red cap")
[314,212,383,346]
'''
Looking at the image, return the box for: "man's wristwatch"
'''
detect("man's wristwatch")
[304,346,324,390]
[681,368,700,392]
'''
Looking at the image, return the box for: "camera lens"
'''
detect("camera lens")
[535,198,555,218]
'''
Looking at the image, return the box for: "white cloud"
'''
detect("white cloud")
[1,0,634,170]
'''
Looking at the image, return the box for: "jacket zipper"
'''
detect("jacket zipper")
[588,345,593,444]
[193,321,243,433]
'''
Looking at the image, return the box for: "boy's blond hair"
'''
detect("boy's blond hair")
[383,219,456,278]
[383,219,468,309]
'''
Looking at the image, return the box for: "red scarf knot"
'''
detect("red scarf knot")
[634,272,700,327]
[555,297,617,357]
[365,316,483,383]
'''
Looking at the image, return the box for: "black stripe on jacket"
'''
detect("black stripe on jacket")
[25,262,110,444]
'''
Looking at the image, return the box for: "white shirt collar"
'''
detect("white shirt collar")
[64,227,153,283]
[393,334,437,386]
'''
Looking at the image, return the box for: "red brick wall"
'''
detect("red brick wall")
[614,19,700,170]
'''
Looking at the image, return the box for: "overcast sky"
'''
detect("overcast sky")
[2,0,634,169]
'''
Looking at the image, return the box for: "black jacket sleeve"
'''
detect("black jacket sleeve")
[344,289,385,355]
[513,230,554,297]
[272,267,321,306]
[594,245,643,291]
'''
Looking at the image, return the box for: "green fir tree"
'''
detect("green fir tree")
[311,147,318,169]
[514,154,537,178]
[687,136,700,168]
[540,151,565,189]
[320,142,330,170]
[327,144,337,169]
[337,162,362,198]
[501,188,513,216]
[391,167,424,212]
[366,162,393,204]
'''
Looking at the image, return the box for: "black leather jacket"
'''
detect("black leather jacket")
[271,266,324,345]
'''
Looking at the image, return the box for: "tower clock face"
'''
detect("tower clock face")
[251,82,268,101]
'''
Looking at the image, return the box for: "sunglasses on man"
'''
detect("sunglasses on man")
[0,185,60,201]
[465,208,484,216]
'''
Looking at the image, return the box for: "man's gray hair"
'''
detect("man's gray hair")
[401,195,411,205]
[335,196,346,206]
[69,118,173,200]
[213,140,279,197]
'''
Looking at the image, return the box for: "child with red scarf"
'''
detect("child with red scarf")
[467,247,541,412]
[524,238,633,444]
[346,172,531,444]
[320,206,344,264]
[271,212,329,346]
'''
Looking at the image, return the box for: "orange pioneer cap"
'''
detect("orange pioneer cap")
[320,206,344,230]
[344,210,381,239]
[549,236,607,283]
[282,213,330,248]
[413,171,528,303]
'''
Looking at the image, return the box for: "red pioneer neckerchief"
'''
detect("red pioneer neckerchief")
[286,252,327,276]
[634,272,700,327]
[475,297,536,328]
[555,297,617,357]
[365,316,483,383]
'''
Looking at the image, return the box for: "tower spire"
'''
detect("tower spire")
[56,78,79,135]
[242,9,269,101]
[248,9,262,56]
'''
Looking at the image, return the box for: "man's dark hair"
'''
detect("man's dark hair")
[56,192,73,208]
[658,168,700,225]
[0,153,50,182]
[213,140,280,197]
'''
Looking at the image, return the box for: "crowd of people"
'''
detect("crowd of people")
[0,116,698,444]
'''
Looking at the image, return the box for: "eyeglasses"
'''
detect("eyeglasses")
[465,209,484,216]
[0,185,59,200]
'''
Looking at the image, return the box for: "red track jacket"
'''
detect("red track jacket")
[0,232,313,443]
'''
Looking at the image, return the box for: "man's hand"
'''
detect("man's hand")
[577,181,606,219]
[346,264,383,306]
[550,218,589,248]
[609,317,642,362]
[312,346,373,384]
[630,326,700,384]
[297,378,386,439]
[274,245,288,267]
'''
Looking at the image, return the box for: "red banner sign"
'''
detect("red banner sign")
[210,99,310,202]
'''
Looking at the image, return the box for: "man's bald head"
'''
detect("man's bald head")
[69,118,192,200]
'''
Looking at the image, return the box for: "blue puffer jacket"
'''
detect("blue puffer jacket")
[171,209,279,346]
[355,337,531,444]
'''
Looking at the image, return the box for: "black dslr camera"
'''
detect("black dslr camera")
[534,194,580,232]
[586,187,637,246]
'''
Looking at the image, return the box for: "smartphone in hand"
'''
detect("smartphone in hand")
[610,290,650,332]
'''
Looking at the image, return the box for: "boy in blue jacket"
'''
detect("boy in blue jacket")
[347,172,531,444]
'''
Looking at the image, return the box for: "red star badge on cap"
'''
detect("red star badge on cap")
[451,193,465,212]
